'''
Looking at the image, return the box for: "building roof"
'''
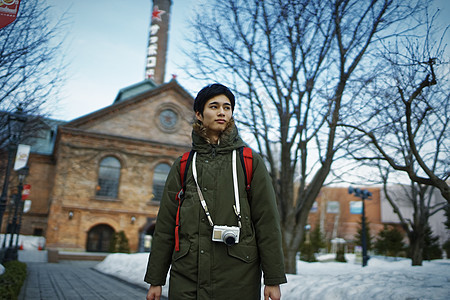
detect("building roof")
[0,111,66,155]
[25,117,66,155]
[113,79,158,104]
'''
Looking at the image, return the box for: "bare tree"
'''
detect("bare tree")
[381,170,446,265]
[340,6,449,204]
[185,0,420,273]
[0,1,68,146]
[338,5,449,265]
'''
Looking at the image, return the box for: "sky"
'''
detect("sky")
[5,235,449,300]
[47,0,204,121]
[46,0,450,122]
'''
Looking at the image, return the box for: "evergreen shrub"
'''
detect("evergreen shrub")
[0,260,27,300]
[374,225,405,258]
[422,226,442,260]
[109,231,130,253]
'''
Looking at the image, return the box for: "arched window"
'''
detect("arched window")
[152,163,171,202]
[96,156,121,198]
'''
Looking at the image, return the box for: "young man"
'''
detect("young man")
[145,84,287,300]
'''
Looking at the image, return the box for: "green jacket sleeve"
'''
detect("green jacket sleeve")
[250,152,287,285]
[143,157,182,285]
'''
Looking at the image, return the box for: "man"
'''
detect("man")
[145,83,287,300]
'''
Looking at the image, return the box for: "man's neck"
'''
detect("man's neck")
[207,132,220,144]
[204,127,222,144]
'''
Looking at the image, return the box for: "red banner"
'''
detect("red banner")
[0,0,21,29]
[22,184,31,201]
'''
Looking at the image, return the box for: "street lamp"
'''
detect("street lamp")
[348,186,372,267]
[14,167,29,248]
[0,107,27,262]
[0,107,27,236]
[3,166,29,262]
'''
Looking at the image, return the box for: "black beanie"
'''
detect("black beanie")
[193,83,235,114]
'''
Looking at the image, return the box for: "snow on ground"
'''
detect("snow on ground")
[2,235,449,299]
[95,252,450,300]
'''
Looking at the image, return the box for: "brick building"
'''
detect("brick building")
[305,186,384,251]
[1,79,193,252]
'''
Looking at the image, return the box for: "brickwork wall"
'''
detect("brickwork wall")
[78,89,193,145]
[306,187,384,242]
[45,110,191,251]
[1,153,54,236]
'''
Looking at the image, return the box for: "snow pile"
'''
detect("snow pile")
[95,252,450,300]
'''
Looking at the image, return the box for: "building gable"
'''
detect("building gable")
[63,80,194,147]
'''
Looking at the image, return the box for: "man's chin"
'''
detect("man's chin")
[208,125,227,134]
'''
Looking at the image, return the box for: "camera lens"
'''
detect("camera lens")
[223,233,236,245]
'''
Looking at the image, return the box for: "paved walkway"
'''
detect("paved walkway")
[16,251,158,300]
[19,261,149,300]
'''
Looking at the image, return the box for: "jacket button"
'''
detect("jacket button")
[203,187,207,191]
[205,160,209,163]
[201,218,205,222]
[200,250,205,254]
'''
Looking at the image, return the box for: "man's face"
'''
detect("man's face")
[195,94,233,134]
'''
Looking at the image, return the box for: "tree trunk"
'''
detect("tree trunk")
[409,234,424,266]
[282,222,303,274]
[283,248,297,274]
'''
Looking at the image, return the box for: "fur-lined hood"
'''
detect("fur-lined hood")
[191,118,246,154]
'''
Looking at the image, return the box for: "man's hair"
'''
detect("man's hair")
[193,83,235,114]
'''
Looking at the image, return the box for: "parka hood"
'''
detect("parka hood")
[191,118,246,154]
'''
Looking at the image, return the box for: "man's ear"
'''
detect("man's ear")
[195,111,203,122]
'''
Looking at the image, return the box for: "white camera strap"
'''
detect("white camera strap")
[192,151,242,228]
[231,150,242,228]
[192,152,214,226]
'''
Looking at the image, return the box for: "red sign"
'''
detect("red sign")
[22,184,31,201]
[0,0,21,29]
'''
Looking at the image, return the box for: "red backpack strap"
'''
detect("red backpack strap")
[179,151,191,186]
[175,151,193,252]
[239,147,253,191]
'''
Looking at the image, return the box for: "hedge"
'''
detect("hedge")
[0,261,27,300]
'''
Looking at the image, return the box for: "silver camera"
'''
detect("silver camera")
[212,225,240,245]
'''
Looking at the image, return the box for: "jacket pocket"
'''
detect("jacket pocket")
[227,244,258,263]
[173,241,190,262]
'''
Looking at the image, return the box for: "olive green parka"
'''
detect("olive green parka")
[144,122,286,299]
